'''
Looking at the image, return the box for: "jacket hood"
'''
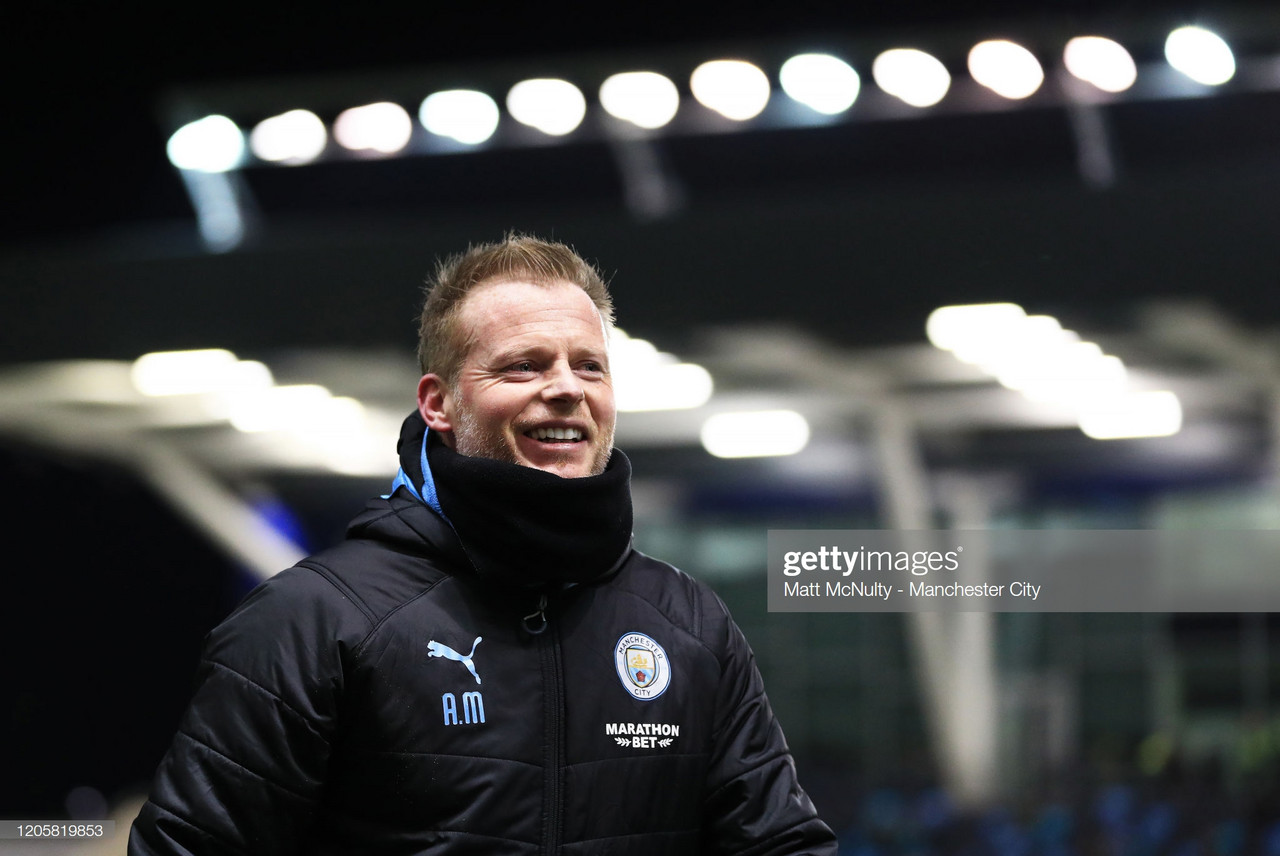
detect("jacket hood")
[346,490,471,572]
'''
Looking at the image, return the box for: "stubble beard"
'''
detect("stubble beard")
[451,397,519,468]
[451,394,615,478]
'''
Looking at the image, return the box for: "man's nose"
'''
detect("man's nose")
[542,361,585,404]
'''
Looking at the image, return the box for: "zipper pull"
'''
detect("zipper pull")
[522,593,549,635]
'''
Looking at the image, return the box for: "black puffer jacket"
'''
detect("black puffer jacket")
[130,419,836,855]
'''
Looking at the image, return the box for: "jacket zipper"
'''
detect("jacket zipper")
[537,604,565,854]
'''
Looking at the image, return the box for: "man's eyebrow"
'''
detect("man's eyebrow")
[479,342,608,367]
[485,344,552,365]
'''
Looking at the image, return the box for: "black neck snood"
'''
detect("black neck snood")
[425,429,634,590]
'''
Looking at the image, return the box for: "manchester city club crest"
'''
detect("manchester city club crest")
[627,648,656,687]
[614,632,671,700]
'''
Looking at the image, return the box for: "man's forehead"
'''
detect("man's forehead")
[455,279,608,355]
[459,277,598,319]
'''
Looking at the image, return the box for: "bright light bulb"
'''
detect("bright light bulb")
[954,314,1075,370]
[250,109,327,164]
[1165,26,1235,86]
[690,60,771,121]
[419,90,500,145]
[780,53,861,115]
[968,40,1044,99]
[701,410,810,458]
[1011,351,1129,405]
[1079,391,1183,439]
[872,49,951,108]
[617,363,714,412]
[333,102,413,154]
[131,348,273,399]
[926,303,1027,351]
[1063,36,1137,93]
[610,327,714,411]
[230,385,333,433]
[506,79,586,136]
[599,72,680,129]
[166,115,245,172]
[133,349,237,395]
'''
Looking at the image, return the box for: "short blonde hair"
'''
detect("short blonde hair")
[417,234,614,385]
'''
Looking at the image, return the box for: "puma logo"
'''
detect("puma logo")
[427,636,483,685]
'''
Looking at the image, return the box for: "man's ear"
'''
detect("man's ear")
[417,374,454,439]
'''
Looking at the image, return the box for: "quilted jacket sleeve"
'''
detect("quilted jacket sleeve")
[701,590,837,856]
[129,566,367,856]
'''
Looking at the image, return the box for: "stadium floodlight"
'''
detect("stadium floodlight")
[419,90,500,145]
[926,303,1027,351]
[952,314,1076,370]
[599,71,680,130]
[1078,391,1183,439]
[506,78,587,136]
[293,396,367,442]
[701,410,810,458]
[1165,26,1236,86]
[230,384,335,433]
[690,60,771,121]
[1063,36,1138,93]
[872,48,951,108]
[333,102,413,154]
[968,40,1044,99]
[166,115,245,173]
[1006,346,1129,405]
[610,328,714,411]
[616,362,714,411]
[780,53,861,115]
[298,396,392,476]
[250,109,327,164]
[132,350,274,399]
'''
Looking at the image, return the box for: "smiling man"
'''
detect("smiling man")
[418,277,616,478]
[130,235,836,856]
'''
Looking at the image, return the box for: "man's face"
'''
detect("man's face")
[418,279,617,479]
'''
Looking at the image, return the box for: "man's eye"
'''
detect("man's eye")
[508,361,535,372]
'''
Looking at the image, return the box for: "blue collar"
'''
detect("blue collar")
[386,427,448,521]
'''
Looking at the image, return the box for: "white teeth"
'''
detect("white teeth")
[529,427,583,441]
